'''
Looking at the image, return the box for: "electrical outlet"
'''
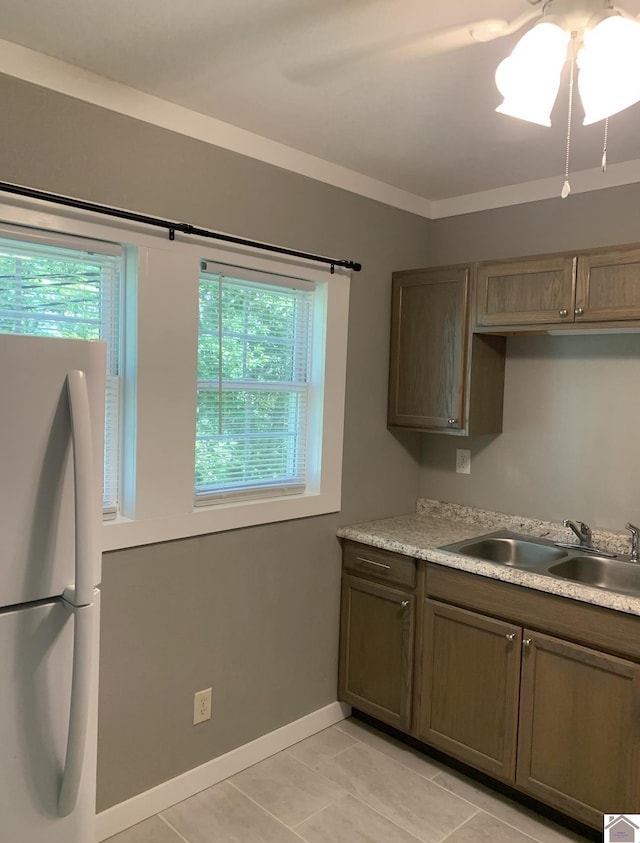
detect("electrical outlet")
[456,449,471,475]
[193,688,212,725]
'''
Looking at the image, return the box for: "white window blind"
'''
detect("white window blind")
[196,264,314,504]
[0,230,122,516]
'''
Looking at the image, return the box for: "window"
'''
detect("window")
[196,264,314,504]
[0,228,122,515]
[0,192,350,549]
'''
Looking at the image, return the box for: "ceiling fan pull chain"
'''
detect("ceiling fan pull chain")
[602,117,609,172]
[561,34,577,200]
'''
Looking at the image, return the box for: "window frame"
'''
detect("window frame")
[0,221,123,518]
[0,195,350,551]
[195,264,315,505]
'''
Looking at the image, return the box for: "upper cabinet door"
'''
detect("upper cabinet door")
[576,247,640,321]
[476,257,576,327]
[388,267,469,431]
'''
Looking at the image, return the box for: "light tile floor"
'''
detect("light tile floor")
[106,718,596,843]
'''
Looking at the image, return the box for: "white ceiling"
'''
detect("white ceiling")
[2,0,640,217]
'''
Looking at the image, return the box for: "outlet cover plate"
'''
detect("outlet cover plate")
[456,449,471,475]
[193,688,212,725]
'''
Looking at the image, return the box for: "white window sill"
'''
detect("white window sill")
[102,488,341,551]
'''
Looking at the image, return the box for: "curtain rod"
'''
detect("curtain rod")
[0,181,362,273]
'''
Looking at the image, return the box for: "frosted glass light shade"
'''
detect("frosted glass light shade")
[578,15,640,124]
[495,22,570,126]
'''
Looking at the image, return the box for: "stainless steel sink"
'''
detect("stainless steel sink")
[441,529,640,597]
[547,556,640,595]
[442,531,568,569]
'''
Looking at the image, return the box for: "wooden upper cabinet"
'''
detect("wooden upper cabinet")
[388,267,468,431]
[388,266,505,434]
[476,245,640,328]
[476,256,576,327]
[576,247,640,321]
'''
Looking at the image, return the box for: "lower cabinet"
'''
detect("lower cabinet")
[418,598,640,828]
[517,630,640,825]
[338,542,416,731]
[339,543,640,830]
[418,600,521,780]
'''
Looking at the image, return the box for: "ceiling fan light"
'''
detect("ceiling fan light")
[495,100,550,127]
[503,21,570,64]
[578,15,640,124]
[495,22,570,126]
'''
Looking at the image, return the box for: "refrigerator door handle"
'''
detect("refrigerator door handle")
[65,370,97,608]
[58,370,99,817]
[58,602,93,817]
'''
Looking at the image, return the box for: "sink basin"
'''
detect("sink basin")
[547,556,640,595]
[442,532,568,569]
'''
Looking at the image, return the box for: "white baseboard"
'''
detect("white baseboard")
[95,700,352,841]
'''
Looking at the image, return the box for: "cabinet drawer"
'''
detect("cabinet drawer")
[343,540,416,588]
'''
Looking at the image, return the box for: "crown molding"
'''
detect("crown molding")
[2,38,640,221]
[429,159,640,218]
[0,39,434,218]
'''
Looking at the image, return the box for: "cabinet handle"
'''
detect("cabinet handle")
[401,600,410,608]
[523,638,532,647]
[355,556,391,571]
[505,633,515,641]
[447,418,457,425]
[574,307,584,317]
[559,309,569,318]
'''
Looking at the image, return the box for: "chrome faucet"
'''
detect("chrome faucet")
[563,519,593,548]
[626,523,640,562]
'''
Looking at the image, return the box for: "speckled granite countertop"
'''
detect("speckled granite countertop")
[337,500,640,617]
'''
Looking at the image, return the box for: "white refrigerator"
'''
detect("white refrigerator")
[0,334,105,843]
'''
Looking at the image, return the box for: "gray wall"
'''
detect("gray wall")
[419,187,640,532]
[8,70,640,809]
[0,74,432,809]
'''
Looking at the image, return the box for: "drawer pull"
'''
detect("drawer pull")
[355,556,391,571]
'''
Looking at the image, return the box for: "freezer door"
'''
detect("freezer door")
[0,597,98,843]
[0,334,105,605]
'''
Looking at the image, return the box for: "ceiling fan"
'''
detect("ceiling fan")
[286,0,640,195]
[286,0,640,129]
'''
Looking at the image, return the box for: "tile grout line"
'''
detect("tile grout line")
[225,779,308,840]
[334,723,445,782]
[437,808,551,843]
[429,774,581,843]
[285,738,362,772]
[157,813,193,843]
[296,793,427,843]
[289,798,343,832]
[433,809,482,843]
